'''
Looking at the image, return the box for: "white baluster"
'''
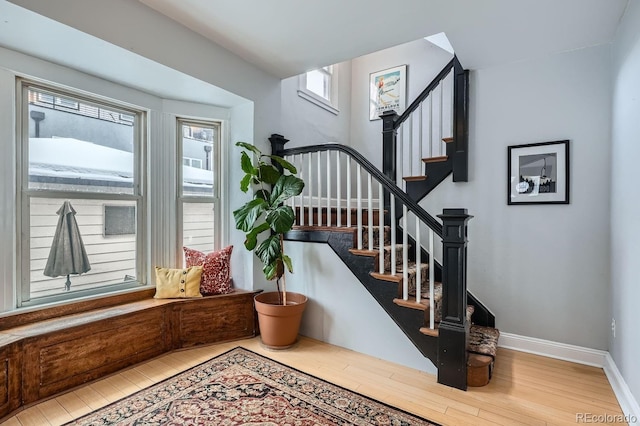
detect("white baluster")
[289,155,295,224]
[390,194,396,276]
[378,182,384,274]
[356,164,362,250]
[408,113,413,177]
[298,154,304,227]
[308,153,313,226]
[449,71,454,140]
[402,205,408,300]
[317,151,322,226]
[429,94,433,158]
[327,150,331,227]
[367,173,373,251]
[429,228,435,329]
[439,82,444,157]
[336,151,342,227]
[346,158,351,228]
[419,103,423,170]
[415,215,421,304]
[398,126,403,188]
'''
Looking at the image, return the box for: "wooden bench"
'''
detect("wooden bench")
[0,289,258,420]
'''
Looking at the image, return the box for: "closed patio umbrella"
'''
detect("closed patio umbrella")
[43,201,91,291]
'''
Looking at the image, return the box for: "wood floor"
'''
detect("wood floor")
[2,336,623,426]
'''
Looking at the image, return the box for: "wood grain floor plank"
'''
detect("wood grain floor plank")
[5,336,624,426]
[34,400,73,425]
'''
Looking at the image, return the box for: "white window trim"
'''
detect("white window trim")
[298,65,339,115]
[176,118,222,261]
[16,79,146,307]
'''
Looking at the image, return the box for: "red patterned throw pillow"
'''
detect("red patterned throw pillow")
[183,245,233,295]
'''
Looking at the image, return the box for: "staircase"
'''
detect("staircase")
[270,56,499,390]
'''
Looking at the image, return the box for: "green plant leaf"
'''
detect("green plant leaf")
[240,174,252,193]
[236,141,261,155]
[263,261,279,281]
[254,189,270,200]
[268,155,298,174]
[255,234,281,266]
[258,164,281,185]
[270,175,305,206]
[244,222,270,251]
[282,254,293,273]
[233,198,266,232]
[240,151,255,174]
[266,205,295,233]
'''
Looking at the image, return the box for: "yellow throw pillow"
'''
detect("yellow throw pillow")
[154,266,204,299]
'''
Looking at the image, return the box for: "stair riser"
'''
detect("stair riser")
[361,226,391,248]
[403,267,430,296]
[382,246,405,270]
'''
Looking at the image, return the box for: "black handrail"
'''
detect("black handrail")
[280,143,443,238]
[394,57,455,129]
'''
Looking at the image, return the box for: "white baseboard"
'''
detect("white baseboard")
[604,353,640,422]
[499,333,639,422]
[498,332,608,367]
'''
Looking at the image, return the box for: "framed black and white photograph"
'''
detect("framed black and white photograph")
[508,140,570,205]
[369,65,407,120]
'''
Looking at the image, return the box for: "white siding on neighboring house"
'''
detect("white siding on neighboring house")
[29,197,137,298]
[182,202,215,255]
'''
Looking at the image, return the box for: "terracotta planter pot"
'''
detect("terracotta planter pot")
[254,291,307,349]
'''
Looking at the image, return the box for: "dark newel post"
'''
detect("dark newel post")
[380,111,398,225]
[436,208,473,390]
[269,133,289,159]
[452,57,469,182]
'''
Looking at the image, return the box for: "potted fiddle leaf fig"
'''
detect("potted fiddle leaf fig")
[233,141,307,349]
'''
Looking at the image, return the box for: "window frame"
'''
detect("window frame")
[16,78,147,307]
[176,117,222,260]
[298,65,339,115]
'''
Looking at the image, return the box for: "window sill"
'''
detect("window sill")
[297,89,339,115]
[0,285,155,331]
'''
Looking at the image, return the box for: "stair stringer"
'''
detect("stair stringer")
[285,229,438,365]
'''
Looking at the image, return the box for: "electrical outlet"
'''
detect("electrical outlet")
[612,318,616,338]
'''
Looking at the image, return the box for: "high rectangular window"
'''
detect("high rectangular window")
[178,119,220,255]
[298,64,339,114]
[18,81,145,306]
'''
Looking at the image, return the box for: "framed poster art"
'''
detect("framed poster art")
[508,140,570,205]
[369,65,407,120]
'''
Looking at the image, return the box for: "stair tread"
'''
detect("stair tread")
[442,137,454,143]
[422,155,449,163]
[403,176,427,182]
[420,326,439,337]
[349,248,378,257]
[393,298,426,311]
[468,325,500,358]
[370,271,403,283]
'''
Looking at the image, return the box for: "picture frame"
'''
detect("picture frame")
[507,140,570,205]
[369,65,407,120]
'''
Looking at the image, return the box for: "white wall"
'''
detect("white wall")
[285,242,436,373]
[280,61,352,147]
[611,0,640,407]
[350,39,453,168]
[422,45,612,350]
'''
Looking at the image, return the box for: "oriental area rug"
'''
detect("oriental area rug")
[65,347,439,425]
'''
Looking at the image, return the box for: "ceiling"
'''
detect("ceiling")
[139,0,629,78]
[0,0,629,104]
